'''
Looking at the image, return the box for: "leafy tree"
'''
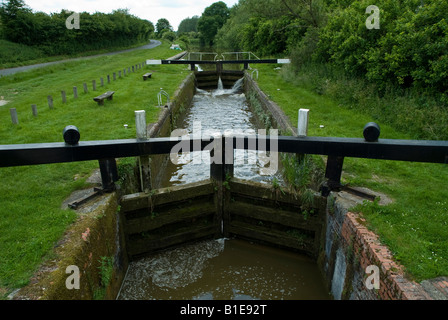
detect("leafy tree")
[178,16,199,34]
[0,1,154,56]
[156,18,173,38]
[0,0,34,44]
[198,1,230,47]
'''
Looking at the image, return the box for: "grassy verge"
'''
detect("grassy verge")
[255,64,448,282]
[0,39,153,69]
[0,40,188,294]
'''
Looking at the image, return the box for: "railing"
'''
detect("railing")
[1,125,447,197]
[220,52,261,61]
[184,52,219,61]
[157,90,170,107]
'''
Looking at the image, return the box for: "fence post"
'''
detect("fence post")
[61,90,66,104]
[92,80,96,91]
[31,104,38,117]
[100,77,104,87]
[107,75,111,84]
[73,86,78,99]
[135,110,151,193]
[118,71,121,78]
[47,95,53,109]
[83,83,88,93]
[113,73,116,81]
[10,108,18,124]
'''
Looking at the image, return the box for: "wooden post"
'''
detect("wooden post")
[100,77,104,87]
[135,110,151,192]
[10,108,18,124]
[113,73,116,81]
[73,86,78,99]
[107,75,111,84]
[31,104,38,117]
[127,67,130,74]
[297,109,309,137]
[92,80,96,91]
[83,83,88,93]
[47,95,53,109]
[322,156,345,196]
[210,135,225,182]
[132,65,134,72]
[61,90,66,104]
[118,71,121,78]
[123,69,126,76]
[98,158,118,192]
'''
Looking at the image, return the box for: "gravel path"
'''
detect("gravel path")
[0,40,162,77]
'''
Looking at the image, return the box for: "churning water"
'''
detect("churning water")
[117,78,330,300]
[160,77,283,186]
[117,238,329,300]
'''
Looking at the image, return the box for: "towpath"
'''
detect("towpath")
[0,40,162,77]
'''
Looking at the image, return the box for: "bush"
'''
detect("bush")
[315,0,448,99]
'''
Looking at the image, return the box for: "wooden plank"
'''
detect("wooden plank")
[124,201,216,235]
[127,225,217,257]
[228,201,321,231]
[229,178,300,205]
[228,220,314,253]
[229,178,327,210]
[120,180,214,212]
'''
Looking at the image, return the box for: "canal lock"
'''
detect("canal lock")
[115,69,331,300]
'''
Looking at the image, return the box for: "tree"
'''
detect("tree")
[197,1,230,47]
[177,16,199,34]
[0,0,34,44]
[156,18,173,38]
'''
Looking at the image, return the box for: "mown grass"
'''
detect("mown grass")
[0,40,188,293]
[255,64,448,282]
[0,39,152,69]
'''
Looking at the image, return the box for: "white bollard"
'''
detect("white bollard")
[297,109,309,137]
[135,110,147,140]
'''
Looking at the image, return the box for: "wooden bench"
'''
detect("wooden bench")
[143,73,152,81]
[93,91,115,105]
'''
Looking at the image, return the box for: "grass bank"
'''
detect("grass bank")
[0,40,188,294]
[255,63,448,282]
[0,39,153,69]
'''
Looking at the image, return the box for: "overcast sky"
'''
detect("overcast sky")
[23,0,240,31]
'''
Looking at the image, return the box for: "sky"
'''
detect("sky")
[22,0,240,31]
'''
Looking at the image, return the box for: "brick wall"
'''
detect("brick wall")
[339,211,431,300]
